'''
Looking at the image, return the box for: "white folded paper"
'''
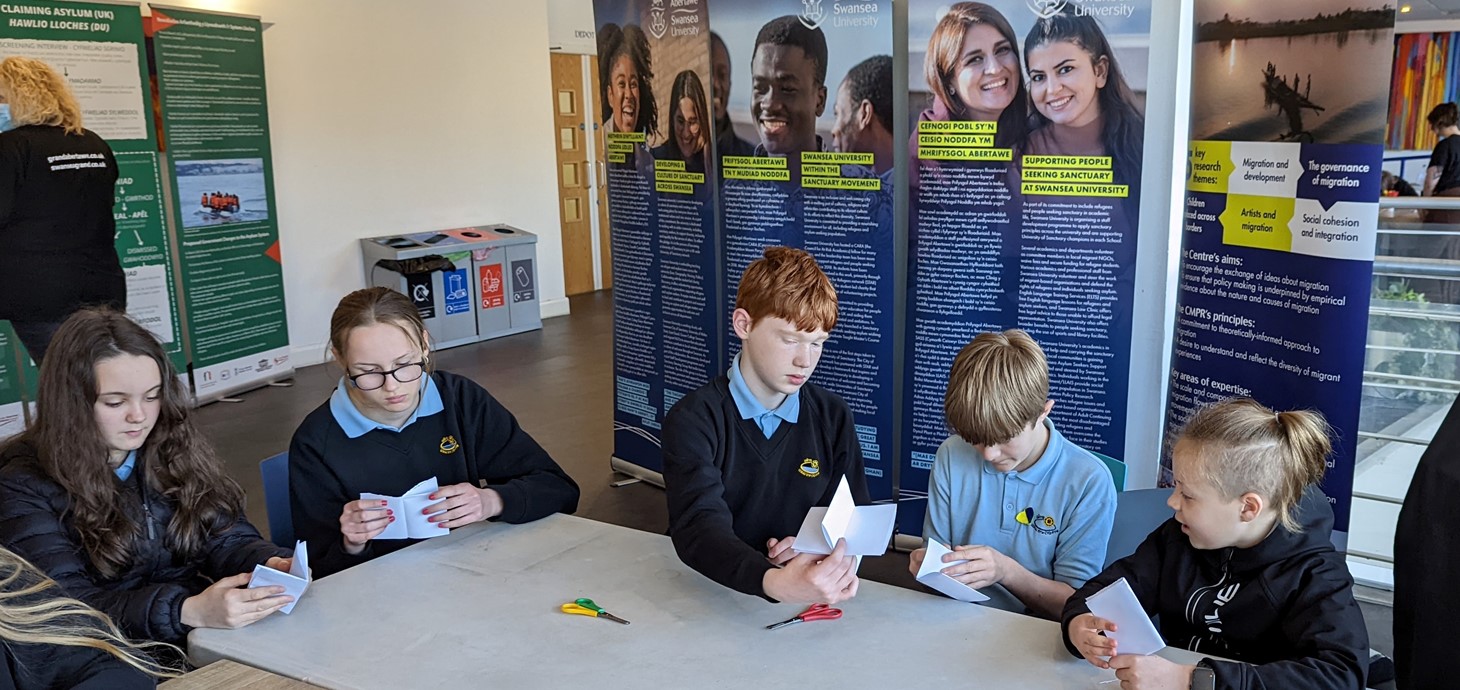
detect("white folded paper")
[915,539,990,603]
[791,476,897,556]
[361,476,450,540]
[1084,577,1165,656]
[247,540,310,614]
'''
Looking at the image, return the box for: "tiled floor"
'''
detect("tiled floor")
[194,290,1394,683]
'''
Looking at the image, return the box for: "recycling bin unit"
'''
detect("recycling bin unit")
[359,224,542,350]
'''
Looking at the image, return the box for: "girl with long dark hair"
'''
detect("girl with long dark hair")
[0,309,292,646]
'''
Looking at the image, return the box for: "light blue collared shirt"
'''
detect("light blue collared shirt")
[113,450,137,481]
[329,374,445,438]
[727,353,799,438]
[922,421,1117,614]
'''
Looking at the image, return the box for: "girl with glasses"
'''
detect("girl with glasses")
[288,287,580,577]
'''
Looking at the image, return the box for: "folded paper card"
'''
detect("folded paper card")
[361,477,450,540]
[1084,577,1165,656]
[915,539,990,603]
[247,540,309,614]
[791,476,897,556]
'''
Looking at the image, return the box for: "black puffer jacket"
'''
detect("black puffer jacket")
[1062,488,1368,690]
[0,441,287,645]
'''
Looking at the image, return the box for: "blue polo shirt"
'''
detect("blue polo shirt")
[113,450,137,480]
[329,375,445,437]
[726,354,799,438]
[922,420,1117,614]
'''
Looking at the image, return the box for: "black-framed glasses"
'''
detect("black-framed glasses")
[347,361,426,391]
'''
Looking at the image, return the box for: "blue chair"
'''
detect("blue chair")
[1103,488,1171,568]
[259,452,293,548]
[1092,452,1127,492]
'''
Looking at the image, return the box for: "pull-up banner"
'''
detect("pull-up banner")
[147,5,291,402]
[596,0,720,481]
[1168,0,1395,543]
[0,0,184,370]
[0,323,23,439]
[898,0,1154,535]
[709,0,899,503]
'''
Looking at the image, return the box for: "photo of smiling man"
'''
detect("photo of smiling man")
[748,15,827,158]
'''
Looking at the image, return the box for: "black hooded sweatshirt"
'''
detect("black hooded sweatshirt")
[1062,488,1368,690]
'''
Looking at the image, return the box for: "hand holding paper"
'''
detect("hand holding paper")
[791,476,896,556]
[247,541,310,614]
[1083,577,1165,656]
[361,477,450,540]
[915,539,990,603]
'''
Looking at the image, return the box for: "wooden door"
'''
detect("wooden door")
[551,53,596,296]
[588,55,612,290]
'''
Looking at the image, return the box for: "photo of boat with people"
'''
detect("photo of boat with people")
[174,157,270,229]
[1190,1,1395,144]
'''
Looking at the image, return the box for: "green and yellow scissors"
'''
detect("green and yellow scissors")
[560,598,631,625]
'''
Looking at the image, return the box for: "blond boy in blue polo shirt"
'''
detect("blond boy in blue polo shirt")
[909,329,1116,619]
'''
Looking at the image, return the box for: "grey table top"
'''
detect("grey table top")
[190,514,1201,689]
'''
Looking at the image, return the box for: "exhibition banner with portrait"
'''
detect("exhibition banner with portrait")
[0,0,183,369]
[596,0,719,478]
[709,0,899,502]
[898,0,1152,534]
[148,5,291,402]
[1169,0,1394,542]
[0,324,22,439]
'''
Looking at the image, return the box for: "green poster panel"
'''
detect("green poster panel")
[148,5,291,401]
[0,1,184,369]
[0,323,23,437]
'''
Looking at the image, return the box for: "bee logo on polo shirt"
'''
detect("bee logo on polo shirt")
[1016,507,1058,535]
[798,458,821,478]
[439,436,460,454]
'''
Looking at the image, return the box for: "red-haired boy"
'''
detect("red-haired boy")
[663,247,866,604]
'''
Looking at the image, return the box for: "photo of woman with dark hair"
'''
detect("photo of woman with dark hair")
[920,2,1028,149]
[651,70,711,175]
[598,23,657,171]
[1023,8,1145,211]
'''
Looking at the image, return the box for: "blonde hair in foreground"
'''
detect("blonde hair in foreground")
[0,546,181,678]
[1179,398,1331,534]
[0,56,84,134]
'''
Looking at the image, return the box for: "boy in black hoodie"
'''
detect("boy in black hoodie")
[1062,398,1367,690]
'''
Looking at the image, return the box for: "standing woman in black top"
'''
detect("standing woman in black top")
[1425,103,1460,198]
[0,57,125,364]
[289,287,578,577]
[0,309,293,646]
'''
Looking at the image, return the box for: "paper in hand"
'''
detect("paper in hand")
[361,476,450,540]
[791,476,897,556]
[915,539,990,603]
[247,540,310,614]
[1084,577,1165,656]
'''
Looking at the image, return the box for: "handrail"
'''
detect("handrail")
[1380,196,1460,210]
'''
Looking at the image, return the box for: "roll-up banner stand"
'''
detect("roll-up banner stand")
[146,5,291,404]
[596,0,722,484]
[709,0,900,505]
[1167,0,1395,548]
[896,0,1156,541]
[0,0,186,375]
[0,324,23,439]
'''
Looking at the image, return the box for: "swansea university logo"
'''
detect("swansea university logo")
[648,0,668,40]
[799,0,826,30]
[1026,0,1067,20]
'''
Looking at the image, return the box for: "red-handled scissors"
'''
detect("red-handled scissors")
[765,603,843,630]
